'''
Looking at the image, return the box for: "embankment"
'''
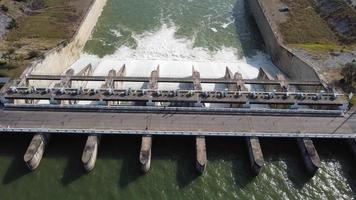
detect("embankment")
[24,0,107,77]
[247,0,326,83]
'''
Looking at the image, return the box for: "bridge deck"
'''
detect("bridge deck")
[0,108,354,138]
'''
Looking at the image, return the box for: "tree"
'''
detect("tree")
[341,60,356,85]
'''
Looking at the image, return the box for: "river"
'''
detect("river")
[0,0,355,199]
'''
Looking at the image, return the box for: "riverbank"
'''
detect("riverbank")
[259,0,355,83]
[248,0,355,105]
[0,0,94,78]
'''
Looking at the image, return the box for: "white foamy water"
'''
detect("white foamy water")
[31,25,282,107]
[69,25,281,92]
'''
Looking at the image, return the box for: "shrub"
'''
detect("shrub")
[27,50,40,59]
[0,60,7,67]
[1,5,9,12]
[7,48,15,55]
[340,60,356,92]
[344,61,356,81]
[6,19,17,30]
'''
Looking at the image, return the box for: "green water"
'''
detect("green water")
[0,135,355,199]
[84,0,263,57]
[1,0,355,199]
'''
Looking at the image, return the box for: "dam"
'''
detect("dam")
[0,0,355,199]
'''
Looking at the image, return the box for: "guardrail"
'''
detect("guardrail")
[0,127,354,138]
[3,104,345,116]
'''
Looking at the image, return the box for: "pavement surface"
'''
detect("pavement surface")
[0,108,354,138]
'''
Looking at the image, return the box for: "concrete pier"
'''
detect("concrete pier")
[195,136,207,174]
[297,138,321,175]
[246,137,264,175]
[148,66,159,90]
[192,67,202,91]
[24,133,49,171]
[139,135,152,173]
[138,66,158,172]
[224,67,236,91]
[192,67,207,173]
[81,67,125,172]
[82,135,100,172]
[228,68,265,174]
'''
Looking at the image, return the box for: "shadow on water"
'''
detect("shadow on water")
[175,138,199,188]
[43,135,87,185]
[152,136,199,188]
[260,138,312,189]
[99,135,141,188]
[233,0,264,57]
[0,134,32,185]
[2,155,31,185]
[2,134,90,186]
[207,137,254,188]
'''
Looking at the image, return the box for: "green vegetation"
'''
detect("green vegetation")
[340,61,356,85]
[290,43,353,53]
[6,19,17,30]
[279,0,339,45]
[27,50,41,60]
[339,60,356,101]
[279,0,355,51]
[349,96,356,108]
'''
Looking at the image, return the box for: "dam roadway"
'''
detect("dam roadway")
[0,107,354,138]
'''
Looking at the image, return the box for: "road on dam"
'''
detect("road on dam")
[0,109,354,138]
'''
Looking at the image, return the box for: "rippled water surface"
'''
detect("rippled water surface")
[0,135,355,199]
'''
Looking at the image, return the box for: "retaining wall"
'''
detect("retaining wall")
[247,0,324,82]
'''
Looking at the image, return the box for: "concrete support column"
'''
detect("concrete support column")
[195,136,207,174]
[82,135,100,172]
[139,135,152,173]
[246,137,264,175]
[297,138,321,175]
[24,133,49,171]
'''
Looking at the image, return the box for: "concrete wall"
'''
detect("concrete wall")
[247,0,323,82]
[24,0,107,76]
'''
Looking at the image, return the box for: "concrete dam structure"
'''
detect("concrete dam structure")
[0,65,355,174]
[0,0,354,177]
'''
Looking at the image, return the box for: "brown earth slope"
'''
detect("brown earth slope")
[0,0,93,78]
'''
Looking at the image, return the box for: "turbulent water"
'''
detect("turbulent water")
[0,0,355,199]
[69,0,281,92]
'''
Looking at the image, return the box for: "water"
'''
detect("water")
[1,0,355,199]
[0,135,355,199]
[68,0,281,93]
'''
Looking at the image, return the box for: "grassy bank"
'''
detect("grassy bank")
[290,43,355,53]
[279,0,356,52]
[0,0,93,78]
